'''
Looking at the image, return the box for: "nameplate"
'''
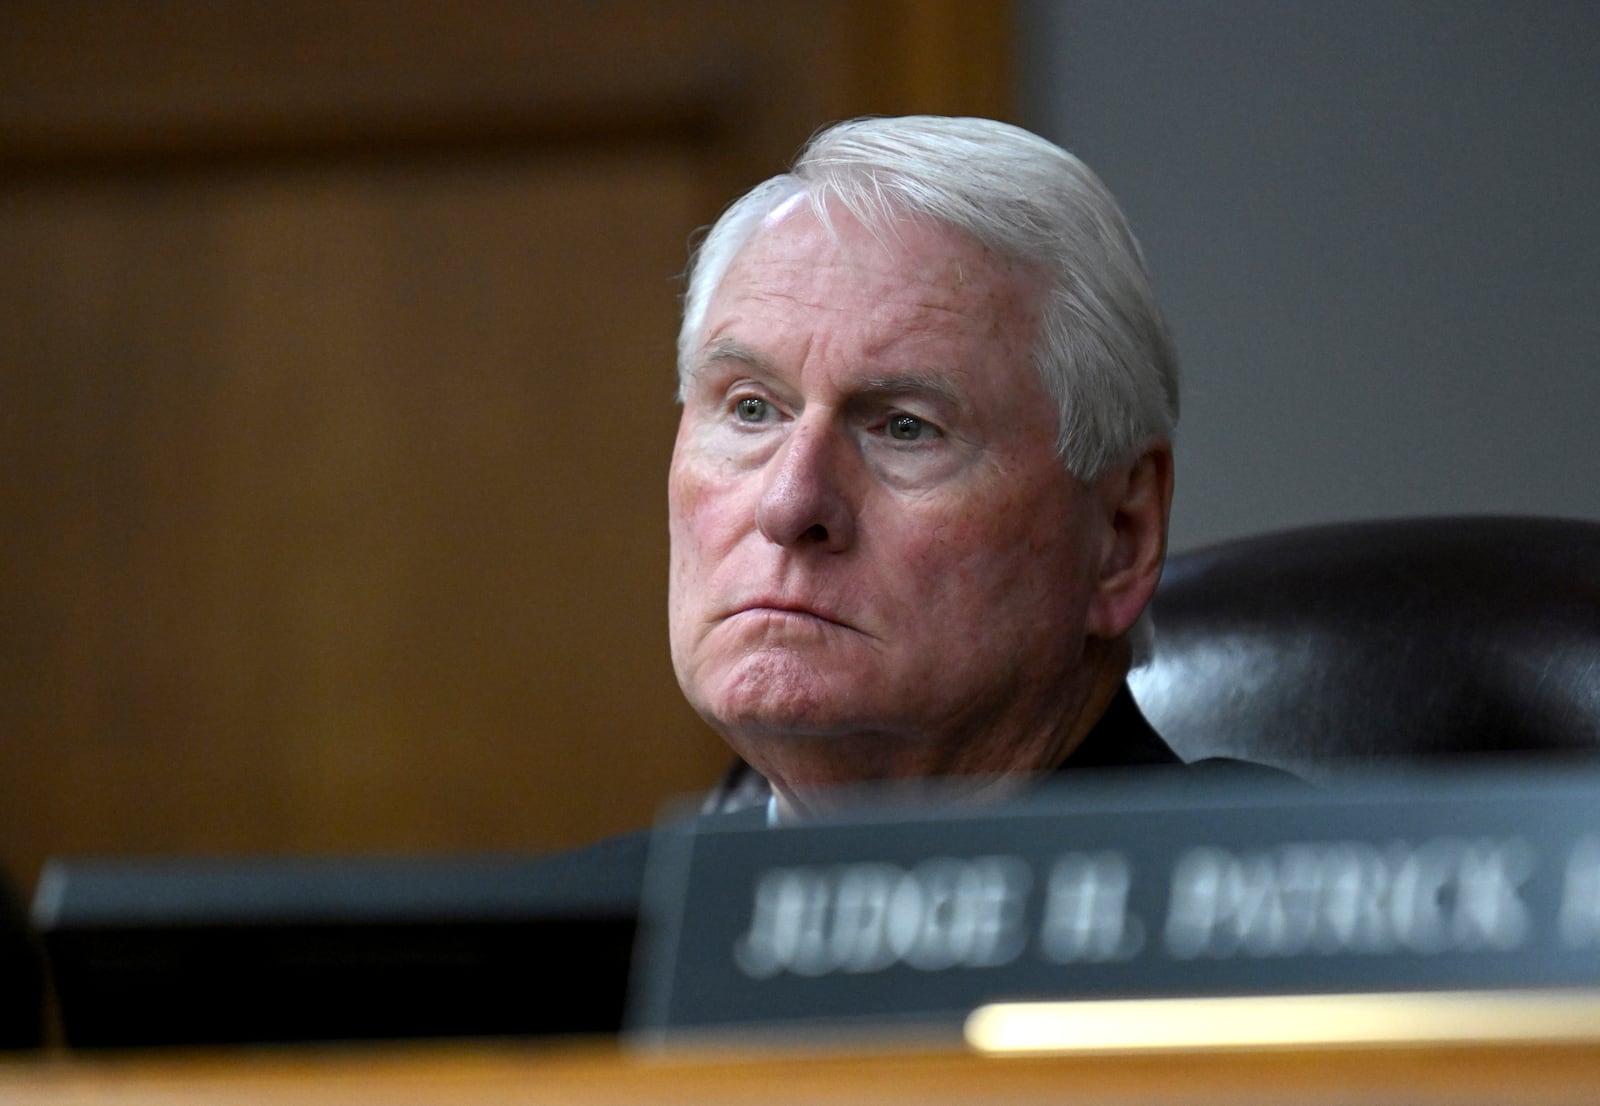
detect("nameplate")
[629,769,1600,1042]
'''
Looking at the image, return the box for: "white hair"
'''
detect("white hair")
[677,115,1178,480]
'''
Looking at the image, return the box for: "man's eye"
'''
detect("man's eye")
[734,396,772,423]
[887,413,939,442]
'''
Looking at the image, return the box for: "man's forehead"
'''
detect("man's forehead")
[689,201,1050,402]
[730,202,987,286]
[707,214,1041,336]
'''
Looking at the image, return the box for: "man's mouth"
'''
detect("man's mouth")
[730,600,852,629]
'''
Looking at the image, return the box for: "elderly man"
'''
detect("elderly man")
[669,116,1181,822]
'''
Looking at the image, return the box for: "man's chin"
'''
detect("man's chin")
[685,644,930,752]
[700,695,866,744]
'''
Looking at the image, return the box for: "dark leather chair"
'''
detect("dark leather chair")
[1130,515,1600,782]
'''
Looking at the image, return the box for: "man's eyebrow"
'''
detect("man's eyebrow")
[691,340,963,408]
[693,338,773,375]
[856,373,963,409]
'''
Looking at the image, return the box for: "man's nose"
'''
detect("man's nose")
[754,419,857,551]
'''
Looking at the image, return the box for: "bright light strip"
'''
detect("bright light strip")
[966,989,1600,1055]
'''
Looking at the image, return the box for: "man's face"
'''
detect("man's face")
[668,201,1121,804]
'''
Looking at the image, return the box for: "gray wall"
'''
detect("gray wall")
[1018,1,1600,552]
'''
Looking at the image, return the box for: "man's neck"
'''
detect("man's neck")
[765,651,1135,822]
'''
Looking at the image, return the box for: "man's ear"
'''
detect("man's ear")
[1084,442,1174,641]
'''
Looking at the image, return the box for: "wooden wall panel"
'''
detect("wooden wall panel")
[1,152,711,861]
[0,1,1014,888]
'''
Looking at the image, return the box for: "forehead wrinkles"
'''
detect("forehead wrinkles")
[719,222,1036,341]
[693,207,1051,409]
[756,225,994,306]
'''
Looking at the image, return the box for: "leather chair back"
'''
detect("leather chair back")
[1130,516,1600,781]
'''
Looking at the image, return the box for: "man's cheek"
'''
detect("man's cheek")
[892,513,990,584]
[667,462,703,524]
[708,494,769,566]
